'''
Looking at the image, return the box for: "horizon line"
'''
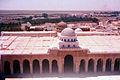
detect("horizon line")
[0,10,120,12]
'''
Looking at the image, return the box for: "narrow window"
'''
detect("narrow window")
[64,39,66,42]
[71,39,73,42]
[68,39,69,42]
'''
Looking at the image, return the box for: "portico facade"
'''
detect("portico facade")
[1,49,120,75]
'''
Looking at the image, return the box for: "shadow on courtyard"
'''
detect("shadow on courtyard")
[1,72,120,80]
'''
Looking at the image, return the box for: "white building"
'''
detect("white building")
[44,23,57,31]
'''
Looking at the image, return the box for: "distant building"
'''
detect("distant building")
[57,21,67,32]
[21,22,31,31]
[44,23,57,31]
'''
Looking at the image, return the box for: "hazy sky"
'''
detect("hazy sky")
[0,0,120,11]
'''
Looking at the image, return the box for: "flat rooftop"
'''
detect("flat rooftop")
[0,36,58,54]
[0,32,120,54]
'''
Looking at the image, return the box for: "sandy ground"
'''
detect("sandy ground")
[4,72,120,80]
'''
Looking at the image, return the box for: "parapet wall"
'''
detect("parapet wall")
[1,31,57,37]
[76,32,118,36]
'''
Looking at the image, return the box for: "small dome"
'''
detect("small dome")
[75,28,82,32]
[61,28,76,36]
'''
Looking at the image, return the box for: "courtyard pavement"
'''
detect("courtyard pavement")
[2,72,120,80]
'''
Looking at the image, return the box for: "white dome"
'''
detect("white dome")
[61,28,76,36]
[75,28,82,32]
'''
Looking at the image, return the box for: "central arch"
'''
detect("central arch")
[64,55,73,73]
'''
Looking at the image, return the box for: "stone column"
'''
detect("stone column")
[40,62,42,74]
[20,63,23,74]
[0,59,1,75]
[58,61,62,73]
[30,63,33,74]
[103,60,106,72]
[75,61,79,73]
[94,60,97,73]
[111,60,114,72]
[119,61,120,71]
[85,60,88,72]
[0,62,2,75]
[1,61,4,75]
[58,58,64,73]
[10,62,13,74]
[49,60,52,73]
[62,59,64,73]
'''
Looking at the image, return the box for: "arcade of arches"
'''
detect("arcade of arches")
[2,55,120,75]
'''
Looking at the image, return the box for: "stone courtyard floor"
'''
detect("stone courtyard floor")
[2,72,120,80]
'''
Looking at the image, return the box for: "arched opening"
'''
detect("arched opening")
[68,45,70,48]
[33,59,40,74]
[88,59,94,72]
[42,59,49,73]
[105,58,112,72]
[71,39,73,42]
[97,59,103,72]
[64,55,73,73]
[114,58,120,72]
[13,60,20,74]
[73,45,75,48]
[4,61,11,75]
[64,39,66,42]
[79,59,85,73]
[52,60,58,73]
[23,60,30,73]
